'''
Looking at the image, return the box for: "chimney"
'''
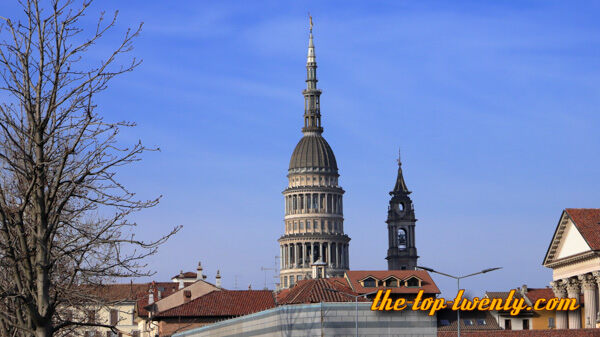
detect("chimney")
[178,270,185,290]
[248,284,252,290]
[521,284,528,295]
[148,286,154,305]
[216,270,222,288]
[196,261,203,281]
[183,290,191,303]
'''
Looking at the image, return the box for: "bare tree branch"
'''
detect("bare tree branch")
[0,1,180,337]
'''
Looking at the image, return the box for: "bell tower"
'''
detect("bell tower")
[386,150,418,270]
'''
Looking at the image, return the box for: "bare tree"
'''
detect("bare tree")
[0,1,180,336]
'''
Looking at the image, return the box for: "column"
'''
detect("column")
[580,274,597,328]
[594,271,600,327]
[293,195,297,214]
[280,246,284,269]
[294,243,298,268]
[345,244,349,269]
[305,242,309,267]
[328,243,333,267]
[319,242,323,262]
[337,243,341,267]
[567,278,582,329]
[310,241,314,265]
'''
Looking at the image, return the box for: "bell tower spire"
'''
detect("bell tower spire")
[302,15,323,134]
[386,149,419,270]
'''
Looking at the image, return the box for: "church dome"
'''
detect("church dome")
[289,134,338,173]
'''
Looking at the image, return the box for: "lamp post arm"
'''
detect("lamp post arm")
[459,271,487,279]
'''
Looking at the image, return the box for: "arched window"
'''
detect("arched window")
[398,228,407,250]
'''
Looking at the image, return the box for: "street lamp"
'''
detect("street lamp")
[325,288,380,337]
[417,266,502,337]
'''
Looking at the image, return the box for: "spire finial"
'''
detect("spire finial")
[302,13,322,134]
[391,149,410,195]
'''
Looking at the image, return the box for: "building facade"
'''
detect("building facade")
[386,153,419,270]
[278,22,350,288]
[543,208,600,329]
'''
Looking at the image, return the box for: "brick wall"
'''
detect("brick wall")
[438,329,600,337]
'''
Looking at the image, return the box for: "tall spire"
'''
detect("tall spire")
[391,148,411,195]
[302,14,323,134]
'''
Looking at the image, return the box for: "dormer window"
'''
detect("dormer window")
[362,277,377,287]
[405,277,421,287]
[384,278,399,287]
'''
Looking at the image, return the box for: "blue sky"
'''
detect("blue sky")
[2,1,599,296]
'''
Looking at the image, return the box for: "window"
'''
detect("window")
[405,277,420,287]
[300,222,304,230]
[294,222,298,230]
[464,319,474,326]
[131,331,140,337]
[362,277,377,287]
[384,279,398,287]
[86,310,96,324]
[440,319,450,326]
[477,319,486,325]
[505,319,512,330]
[283,276,288,288]
[523,319,529,330]
[307,221,311,230]
[548,317,555,329]
[110,309,118,325]
[397,229,407,250]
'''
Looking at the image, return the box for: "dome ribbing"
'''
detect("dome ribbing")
[289,135,338,173]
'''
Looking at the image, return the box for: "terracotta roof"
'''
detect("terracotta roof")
[565,208,600,250]
[345,270,440,294]
[523,288,554,303]
[154,290,276,318]
[489,288,584,308]
[172,271,198,279]
[437,308,502,331]
[136,282,191,317]
[84,282,182,302]
[83,283,148,302]
[277,278,368,305]
[485,291,524,302]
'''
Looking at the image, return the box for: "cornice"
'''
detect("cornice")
[278,233,351,243]
[544,251,599,269]
[282,186,345,194]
